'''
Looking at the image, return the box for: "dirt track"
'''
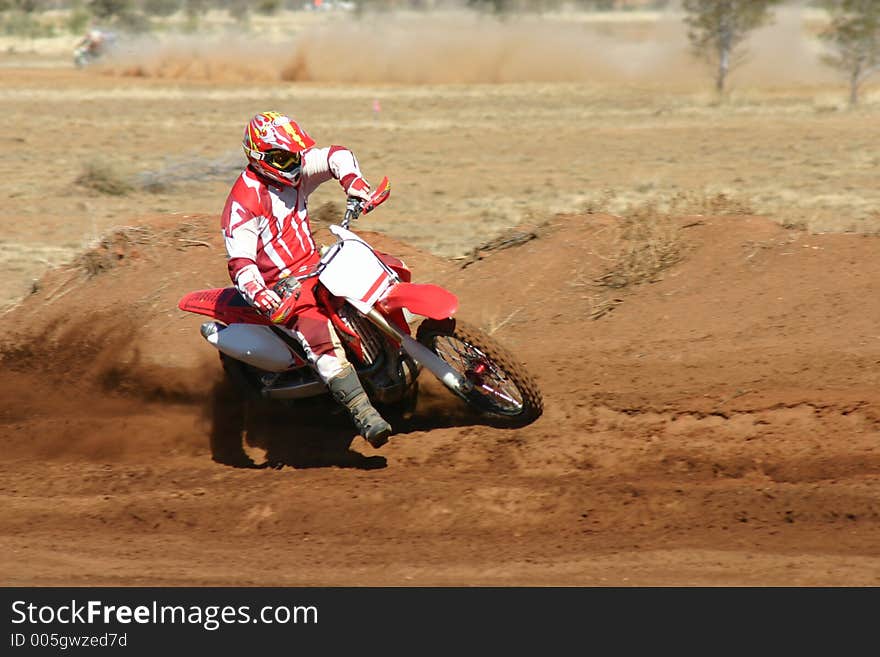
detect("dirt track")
[1,209,878,586]
[1,17,879,584]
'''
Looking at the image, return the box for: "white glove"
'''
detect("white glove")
[236,264,281,315]
[345,176,372,203]
[250,287,282,315]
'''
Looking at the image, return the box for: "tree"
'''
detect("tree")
[683,0,782,95]
[182,0,207,32]
[820,0,880,106]
[466,0,512,13]
[578,0,616,9]
[226,0,249,24]
[88,0,133,20]
[142,0,181,17]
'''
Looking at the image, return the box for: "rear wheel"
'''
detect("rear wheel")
[416,318,543,427]
[219,353,266,401]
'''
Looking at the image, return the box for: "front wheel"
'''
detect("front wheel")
[416,318,543,428]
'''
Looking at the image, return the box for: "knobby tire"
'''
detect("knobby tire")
[416,317,543,428]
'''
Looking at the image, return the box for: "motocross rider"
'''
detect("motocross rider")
[221,111,393,448]
[75,28,106,56]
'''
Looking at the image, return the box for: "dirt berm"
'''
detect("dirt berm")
[0,211,878,585]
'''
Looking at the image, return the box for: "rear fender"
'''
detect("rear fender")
[378,282,458,320]
[178,288,267,326]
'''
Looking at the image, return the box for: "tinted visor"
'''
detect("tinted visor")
[264,149,301,172]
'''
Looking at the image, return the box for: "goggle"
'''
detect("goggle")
[262,149,301,171]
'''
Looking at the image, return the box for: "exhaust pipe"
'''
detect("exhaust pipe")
[200,321,299,372]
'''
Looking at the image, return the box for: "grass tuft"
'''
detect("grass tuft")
[76,227,154,277]
[75,162,134,197]
[75,222,213,277]
[596,212,684,290]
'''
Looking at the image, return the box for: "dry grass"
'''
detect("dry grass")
[575,196,707,319]
[582,188,754,220]
[75,222,213,277]
[581,189,758,293]
[595,213,684,290]
[3,12,880,308]
[662,191,754,217]
[76,226,154,276]
[482,308,524,336]
[74,161,134,197]
[457,229,539,270]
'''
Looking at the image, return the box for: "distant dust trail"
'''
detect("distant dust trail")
[103,10,835,88]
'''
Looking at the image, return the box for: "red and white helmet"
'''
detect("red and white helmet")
[242,111,315,186]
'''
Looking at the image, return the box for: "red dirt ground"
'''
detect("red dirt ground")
[1,211,878,586]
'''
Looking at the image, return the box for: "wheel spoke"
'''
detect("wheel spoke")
[477,382,519,406]
[433,335,524,414]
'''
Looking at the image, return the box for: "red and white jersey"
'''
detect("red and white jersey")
[221,145,365,290]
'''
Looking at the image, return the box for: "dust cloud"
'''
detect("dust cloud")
[102,9,836,89]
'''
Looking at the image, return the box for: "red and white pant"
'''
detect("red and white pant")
[276,277,349,382]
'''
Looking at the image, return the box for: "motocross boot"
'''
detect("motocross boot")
[327,365,392,448]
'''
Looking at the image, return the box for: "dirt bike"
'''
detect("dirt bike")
[73,32,116,69]
[177,178,543,431]
[73,46,100,68]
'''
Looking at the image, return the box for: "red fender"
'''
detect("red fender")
[178,288,267,325]
[378,282,458,320]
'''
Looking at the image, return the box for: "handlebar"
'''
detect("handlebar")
[342,197,362,229]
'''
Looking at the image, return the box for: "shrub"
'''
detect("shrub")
[75,161,134,196]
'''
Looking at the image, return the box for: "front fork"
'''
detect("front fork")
[363,308,471,395]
